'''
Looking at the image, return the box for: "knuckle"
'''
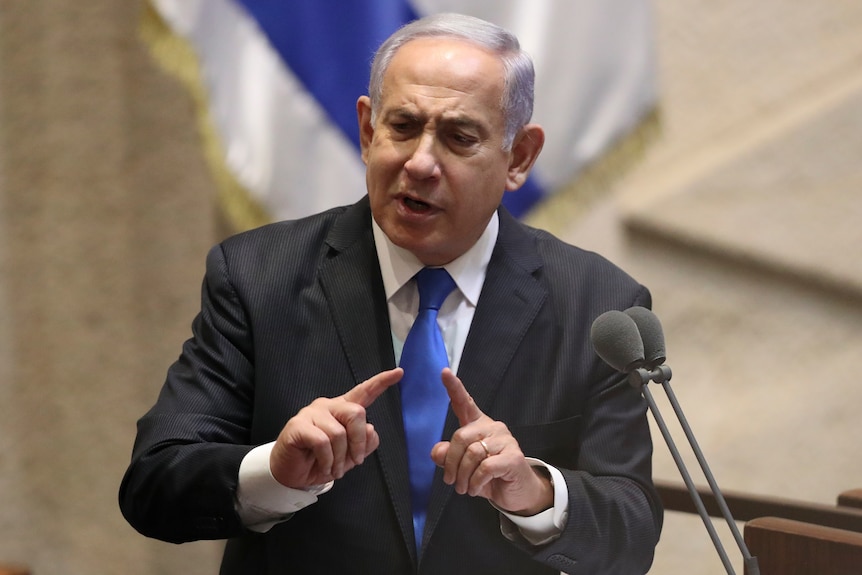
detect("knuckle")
[308,397,332,409]
[349,404,368,421]
[467,443,486,459]
[328,425,347,442]
[338,400,366,421]
[489,420,510,435]
[306,432,330,451]
[451,428,471,444]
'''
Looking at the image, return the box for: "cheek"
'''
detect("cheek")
[368,144,407,178]
[365,151,394,186]
[451,163,507,203]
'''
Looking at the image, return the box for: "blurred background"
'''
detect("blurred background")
[1,1,861,573]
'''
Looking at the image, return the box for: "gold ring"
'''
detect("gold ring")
[478,439,491,458]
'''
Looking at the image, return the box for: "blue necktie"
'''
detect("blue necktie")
[399,267,456,548]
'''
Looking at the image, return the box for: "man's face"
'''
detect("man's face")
[357,37,538,266]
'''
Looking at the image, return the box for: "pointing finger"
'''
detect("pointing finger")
[441,368,484,426]
[343,368,403,408]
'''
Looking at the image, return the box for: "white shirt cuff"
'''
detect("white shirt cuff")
[497,458,569,546]
[235,441,333,532]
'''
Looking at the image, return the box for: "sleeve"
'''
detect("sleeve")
[497,459,569,545]
[236,442,333,532]
[522,283,663,575]
[118,244,260,543]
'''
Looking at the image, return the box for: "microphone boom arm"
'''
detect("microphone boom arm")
[637,379,738,574]
[631,368,761,575]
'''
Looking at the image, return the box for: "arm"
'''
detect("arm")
[531,285,662,574]
[119,244,260,542]
[542,371,662,574]
[120,241,403,542]
[431,366,661,574]
[430,272,662,573]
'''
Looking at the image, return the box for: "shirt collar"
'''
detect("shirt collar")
[372,212,499,307]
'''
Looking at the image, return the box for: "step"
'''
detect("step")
[622,84,862,303]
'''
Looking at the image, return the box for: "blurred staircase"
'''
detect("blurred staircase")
[623,80,862,305]
[534,21,862,572]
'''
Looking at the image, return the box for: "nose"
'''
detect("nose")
[403,132,441,180]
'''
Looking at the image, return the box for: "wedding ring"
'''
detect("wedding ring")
[478,439,492,458]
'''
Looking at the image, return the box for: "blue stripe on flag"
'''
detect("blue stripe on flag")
[502,175,543,218]
[236,0,417,148]
[235,0,546,216]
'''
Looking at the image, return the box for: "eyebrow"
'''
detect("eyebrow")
[441,116,484,133]
[383,108,423,123]
[384,108,487,134]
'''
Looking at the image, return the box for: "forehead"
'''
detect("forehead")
[380,37,506,114]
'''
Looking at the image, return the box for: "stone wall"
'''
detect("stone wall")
[0,2,222,573]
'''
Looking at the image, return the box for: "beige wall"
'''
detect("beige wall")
[0,1,222,572]
[1,1,861,574]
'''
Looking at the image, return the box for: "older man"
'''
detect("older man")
[120,12,662,575]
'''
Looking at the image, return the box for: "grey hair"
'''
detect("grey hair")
[368,13,535,150]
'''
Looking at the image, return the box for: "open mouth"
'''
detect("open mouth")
[403,196,432,212]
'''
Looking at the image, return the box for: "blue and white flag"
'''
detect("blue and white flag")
[146,0,657,228]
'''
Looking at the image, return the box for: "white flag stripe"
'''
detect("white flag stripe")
[153,0,365,221]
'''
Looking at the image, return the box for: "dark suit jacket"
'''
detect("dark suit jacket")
[120,196,662,574]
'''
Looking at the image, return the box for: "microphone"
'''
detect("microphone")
[624,306,666,368]
[589,310,644,373]
[590,308,760,575]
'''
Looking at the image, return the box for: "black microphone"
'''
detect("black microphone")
[590,308,760,575]
[590,310,645,373]
[624,306,666,368]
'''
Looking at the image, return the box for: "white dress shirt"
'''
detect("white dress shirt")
[235,213,568,545]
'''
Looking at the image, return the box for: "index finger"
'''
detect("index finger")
[342,367,403,408]
[441,368,484,426]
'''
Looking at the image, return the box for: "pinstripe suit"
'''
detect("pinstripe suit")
[120,196,662,574]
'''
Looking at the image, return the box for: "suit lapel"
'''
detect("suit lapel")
[317,198,416,562]
[423,208,548,546]
[318,198,393,383]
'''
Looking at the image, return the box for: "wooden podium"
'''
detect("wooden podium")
[744,516,862,574]
[657,481,862,574]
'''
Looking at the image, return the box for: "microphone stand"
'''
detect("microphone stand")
[631,366,760,575]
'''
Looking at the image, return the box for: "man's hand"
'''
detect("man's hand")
[430,368,553,516]
[270,368,403,489]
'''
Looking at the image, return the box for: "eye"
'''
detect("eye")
[452,133,476,144]
[448,131,479,149]
[388,119,419,139]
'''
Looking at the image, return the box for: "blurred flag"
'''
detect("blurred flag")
[142,0,657,231]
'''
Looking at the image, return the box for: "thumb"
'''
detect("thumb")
[430,441,450,468]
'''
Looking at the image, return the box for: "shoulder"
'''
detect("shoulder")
[203,199,372,292]
[501,214,651,310]
[220,204,350,258]
[214,197,372,268]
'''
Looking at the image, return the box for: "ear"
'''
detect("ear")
[504,124,545,191]
[357,95,374,165]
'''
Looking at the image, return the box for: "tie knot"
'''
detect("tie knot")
[415,267,456,311]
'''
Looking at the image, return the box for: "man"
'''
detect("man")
[120,13,662,574]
